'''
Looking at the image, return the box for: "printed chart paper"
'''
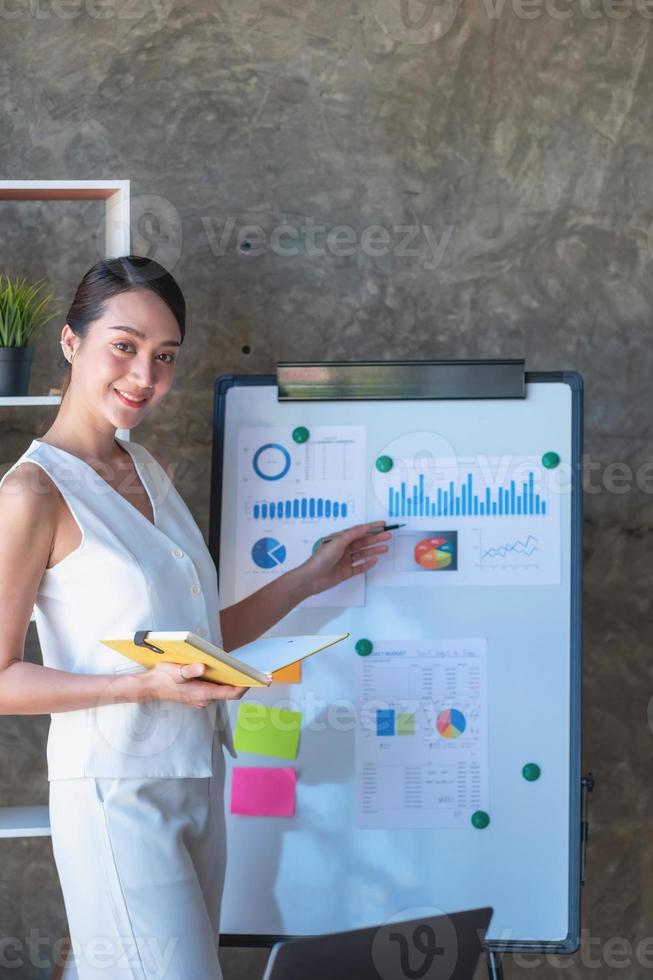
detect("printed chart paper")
[234,426,367,607]
[370,454,562,587]
[356,639,488,829]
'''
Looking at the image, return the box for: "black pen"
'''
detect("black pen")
[319,523,405,546]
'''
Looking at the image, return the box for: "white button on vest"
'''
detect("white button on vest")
[0,437,237,777]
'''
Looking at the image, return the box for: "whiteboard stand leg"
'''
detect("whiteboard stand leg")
[486,950,504,980]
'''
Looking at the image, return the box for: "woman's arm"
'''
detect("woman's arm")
[0,466,245,714]
[219,521,391,651]
[0,659,146,714]
[220,565,311,652]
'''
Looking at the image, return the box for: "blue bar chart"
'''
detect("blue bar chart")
[251,496,348,520]
[387,469,547,519]
[236,424,368,610]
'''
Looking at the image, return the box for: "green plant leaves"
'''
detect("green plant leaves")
[0,275,59,347]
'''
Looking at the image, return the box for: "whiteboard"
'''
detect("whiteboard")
[210,373,582,951]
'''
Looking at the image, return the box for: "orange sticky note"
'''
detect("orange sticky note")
[271,661,302,684]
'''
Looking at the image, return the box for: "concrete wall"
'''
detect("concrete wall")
[1,3,652,977]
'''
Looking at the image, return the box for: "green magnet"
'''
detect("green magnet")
[522,763,541,782]
[292,426,310,444]
[355,638,374,657]
[471,810,490,830]
[542,451,560,469]
[376,455,393,473]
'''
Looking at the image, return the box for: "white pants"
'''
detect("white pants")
[48,755,227,979]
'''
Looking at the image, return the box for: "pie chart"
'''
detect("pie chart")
[414,536,454,570]
[252,537,287,569]
[436,708,466,739]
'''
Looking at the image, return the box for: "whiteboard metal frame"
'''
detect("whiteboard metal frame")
[209,369,583,956]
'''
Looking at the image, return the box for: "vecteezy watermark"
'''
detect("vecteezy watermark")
[4,918,652,975]
[509,929,653,970]
[583,455,653,495]
[0,455,179,509]
[371,0,653,45]
[99,193,183,276]
[370,918,653,975]
[477,0,653,23]
[372,0,461,44]
[0,0,174,20]
[371,907,460,980]
[201,216,455,271]
[95,687,187,757]
[0,930,178,977]
[235,694,457,736]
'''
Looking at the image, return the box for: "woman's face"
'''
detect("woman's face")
[64,288,182,428]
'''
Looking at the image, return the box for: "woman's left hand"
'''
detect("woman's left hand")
[299,520,392,597]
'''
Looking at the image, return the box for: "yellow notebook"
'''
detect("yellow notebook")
[101,630,350,687]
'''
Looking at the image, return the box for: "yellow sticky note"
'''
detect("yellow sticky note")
[234,703,302,759]
[271,661,302,684]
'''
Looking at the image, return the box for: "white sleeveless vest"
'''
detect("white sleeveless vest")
[0,437,236,780]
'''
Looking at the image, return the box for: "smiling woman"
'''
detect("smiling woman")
[0,255,250,979]
[0,255,391,980]
[57,255,185,415]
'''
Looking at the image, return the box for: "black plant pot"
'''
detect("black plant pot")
[0,346,34,396]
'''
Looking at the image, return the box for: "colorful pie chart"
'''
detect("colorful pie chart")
[414,537,453,570]
[436,708,466,739]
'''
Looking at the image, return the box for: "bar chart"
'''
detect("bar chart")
[386,467,548,519]
[235,424,368,610]
[249,495,351,520]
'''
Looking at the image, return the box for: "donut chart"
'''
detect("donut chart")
[252,443,291,481]
[436,708,467,739]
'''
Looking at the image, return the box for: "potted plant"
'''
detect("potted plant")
[0,275,58,396]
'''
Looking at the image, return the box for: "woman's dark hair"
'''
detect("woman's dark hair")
[60,255,185,399]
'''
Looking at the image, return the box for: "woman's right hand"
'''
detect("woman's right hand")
[134,661,248,709]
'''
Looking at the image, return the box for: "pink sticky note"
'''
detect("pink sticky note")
[230,767,296,817]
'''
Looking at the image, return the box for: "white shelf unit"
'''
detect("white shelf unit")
[0,805,51,837]
[0,180,130,256]
[0,180,131,433]
[1,393,130,439]
[0,396,62,406]
[1,181,131,851]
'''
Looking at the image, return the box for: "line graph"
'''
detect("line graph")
[480,535,539,562]
[475,528,543,573]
